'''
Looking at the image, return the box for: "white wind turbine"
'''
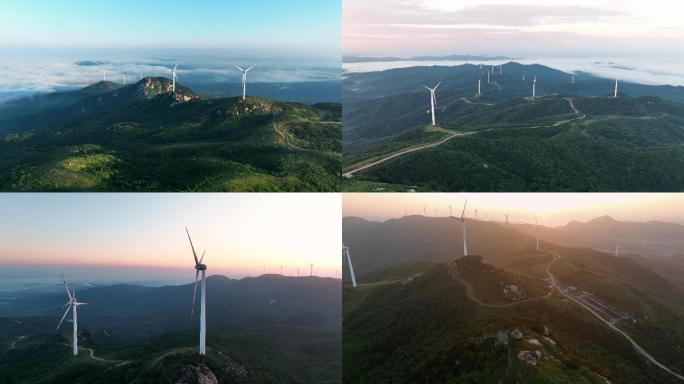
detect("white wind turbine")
[477,79,481,96]
[453,200,468,256]
[123,74,127,85]
[171,64,179,93]
[234,65,255,100]
[423,81,441,126]
[186,228,207,356]
[535,217,540,251]
[532,76,537,98]
[614,229,621,257]
[342,245,357,288]
[56,275,87,357]
[614,78,618,98]
[102,70,107,82]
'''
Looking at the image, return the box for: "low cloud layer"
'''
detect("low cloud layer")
[0,55,340,101]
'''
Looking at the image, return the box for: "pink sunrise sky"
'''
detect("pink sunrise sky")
[344,0,684,57]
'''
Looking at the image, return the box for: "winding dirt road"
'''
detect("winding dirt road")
[547,253,684,382]
[343,131,478,178]
[273,119,311,152]
[344,97,586,178]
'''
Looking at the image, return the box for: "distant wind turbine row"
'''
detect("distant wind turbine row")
[420,62,622,125]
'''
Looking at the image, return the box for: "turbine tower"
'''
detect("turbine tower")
[572,75,575,84]
[423,82,441,126]
[186,228,207,356]
[487,72,490,84]
[234,65,255,101]
[310,263,314,276]
[171,64,179,93]
[614,230,621,257]
[56,275,87,357]
[123,74,126,85]
[532,76,537,98]
[614,78,618,98]
[102,70,107,82]
[342,245,357,288]
[477,79,481,96]
[453,200,468,256]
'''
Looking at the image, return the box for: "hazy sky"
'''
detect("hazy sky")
[344,0,684,57]
[0,194,341,280]
[0,0,340,58]
[0,0,341,98]
[343,193,684,226]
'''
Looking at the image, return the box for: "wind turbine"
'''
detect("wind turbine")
[186,228,207,356]
[487,72,490,84]
[423,81,441,126]
[572,75,575,84]
[522,72,526,81]
[102,70,107,82]
[342,245,357,288]
[453,200,468,256]
[477,79,481,96]
[614,229,621,256]
[123,74,127,85]
[56,275,87,357]
[171,64,179,93]
[310,263,314,276]
[532,76,537,98]
[614,78,618,98]
[234,65,255,101]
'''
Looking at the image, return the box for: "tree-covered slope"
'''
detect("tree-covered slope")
[0,78,341,192]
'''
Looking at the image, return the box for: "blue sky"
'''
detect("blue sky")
[0,0,340,57]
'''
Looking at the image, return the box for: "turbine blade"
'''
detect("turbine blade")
[461,200,468,219]
[434,81,442,90]
[191,270,199,318]
[246,66,255,72]
[56,306,71,330]
[173,63,178,71]
[61,274,73,301]
[186,228,199,265]
[234,65,244,71]
[199,250,205,265]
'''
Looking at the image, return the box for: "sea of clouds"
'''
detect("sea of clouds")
[0,55,341,103]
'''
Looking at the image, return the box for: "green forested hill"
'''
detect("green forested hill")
[342,63,684,192]
[0,78,341,192]
[342,217,684,383]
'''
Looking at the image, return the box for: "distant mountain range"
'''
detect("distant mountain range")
[342,215,684,287]
[342,215,684,383]
[0,275,341,383]
[342,62,684,192]
[0,77,341,192]
[343,54,511,63]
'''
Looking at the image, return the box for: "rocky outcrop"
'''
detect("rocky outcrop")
[174,364,218,384]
